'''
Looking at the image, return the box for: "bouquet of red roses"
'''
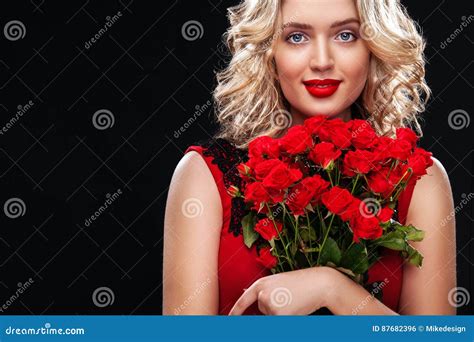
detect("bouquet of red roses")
[228,115,432,285]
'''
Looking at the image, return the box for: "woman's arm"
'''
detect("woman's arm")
[323,157,457,315]
[398,157,457,314]
[162,151,222,314]
[322,266,398,315]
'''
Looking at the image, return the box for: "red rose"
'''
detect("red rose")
[372,136,393,162]
[248,136,280,164]
[396,127,418,149]
[372,136,412,161]
[227,185,241,198]
[254,218,283,241]
[390,139,412,161]
[237,163,252,178]
[377,206,394,223]
[265,187,285,204]
[279,126,313,154]
[342,150,375,176]
[254,159,284,181]
[407,148,433,178]
[286,175,330,215]
[349,215,383,243]
[244,182,270,206]
[388,163,411,186]
[318,118,352,149]
[321,186,355,215]
[349,119,377,149]
[339,198,362,221]
[367,169,393,198]
[262,163,303,190]
[308,142,341,169]
[304,115,328,135]
[256,246,278,269]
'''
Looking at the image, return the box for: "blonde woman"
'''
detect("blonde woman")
[163,0,456,315]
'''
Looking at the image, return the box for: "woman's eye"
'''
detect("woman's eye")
[286,33,307,44]
[336,32,356,42]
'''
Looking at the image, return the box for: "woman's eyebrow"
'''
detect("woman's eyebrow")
[282,22,312,30]
[282,18,360,30]
[330,18,360,28]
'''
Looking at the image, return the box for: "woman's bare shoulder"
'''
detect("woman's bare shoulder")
[166,150,223,227]
[412,156,452,197]
[408,157,454,226]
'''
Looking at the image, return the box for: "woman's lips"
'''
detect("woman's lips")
[303,79,342,98]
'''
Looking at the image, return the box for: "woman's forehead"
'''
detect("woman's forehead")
[280,0,359,25]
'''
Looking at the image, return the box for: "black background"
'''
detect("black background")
[0,0,472,315]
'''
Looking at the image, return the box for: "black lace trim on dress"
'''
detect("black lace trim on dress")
[195,138,249,237]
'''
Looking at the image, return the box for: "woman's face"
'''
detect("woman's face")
[274,0,371,125]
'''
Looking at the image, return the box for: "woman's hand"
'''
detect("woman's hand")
[228,266,335,315]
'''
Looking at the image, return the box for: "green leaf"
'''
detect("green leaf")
[242,212,258,248]
[319,237,341,266]
[302,247,320,253]
[405,244,424,267]
[299,227,316,242]
[340,243,369,274]
[373,231,406,251]
[290,243,298,257]
[397,224,425,242]
[373,228,424,267]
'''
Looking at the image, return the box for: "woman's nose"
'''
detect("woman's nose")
[309,39,334,73]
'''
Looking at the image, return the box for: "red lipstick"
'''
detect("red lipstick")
[303,79,341,98]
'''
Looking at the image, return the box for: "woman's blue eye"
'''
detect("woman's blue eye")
[337,32,356,42]
[287,33,306,44]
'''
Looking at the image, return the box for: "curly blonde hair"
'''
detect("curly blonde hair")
[212,0,430,149]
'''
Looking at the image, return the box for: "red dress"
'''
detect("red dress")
[185,138,416,315]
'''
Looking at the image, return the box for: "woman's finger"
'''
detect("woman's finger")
[228,286,258,315]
